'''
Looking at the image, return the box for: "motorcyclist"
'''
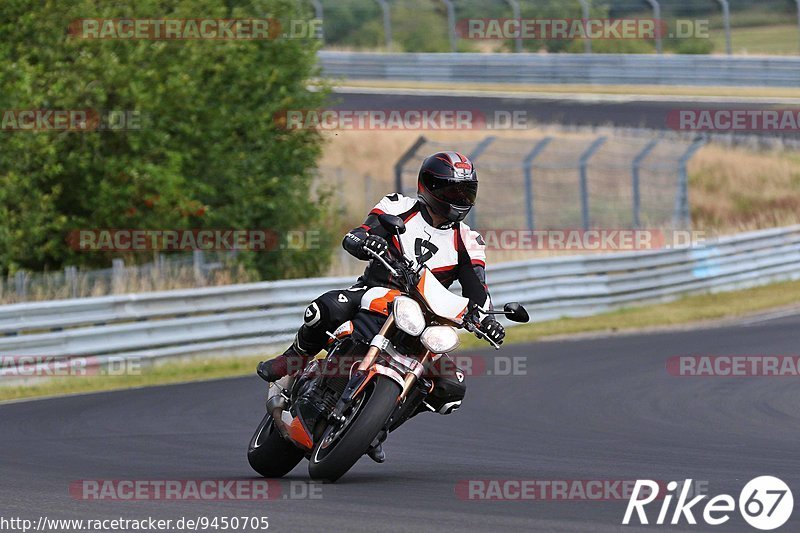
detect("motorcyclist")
[257,152,506,458]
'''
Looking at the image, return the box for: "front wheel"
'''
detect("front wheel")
[247,413,305,478]
[308,376,400,482]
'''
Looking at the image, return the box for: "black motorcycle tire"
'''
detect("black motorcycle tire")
[308,376,400,482]
[247,413,305,478]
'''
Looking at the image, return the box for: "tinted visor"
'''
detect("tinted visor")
[430,180,478,207]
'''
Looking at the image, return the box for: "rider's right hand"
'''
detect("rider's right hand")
[362,234,389,259]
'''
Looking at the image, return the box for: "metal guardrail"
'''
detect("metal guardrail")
[2,225,800,371]
[318,52,800,88]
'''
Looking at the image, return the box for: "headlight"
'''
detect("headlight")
[420,326,460,354]
[393,296,425,336]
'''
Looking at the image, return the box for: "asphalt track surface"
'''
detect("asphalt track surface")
[2,312,800,532]
[330,90,796,134]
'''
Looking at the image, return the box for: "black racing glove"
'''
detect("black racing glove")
[361,234,389,260]
[481,316,505,345]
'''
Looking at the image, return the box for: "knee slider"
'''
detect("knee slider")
[303,300,328,328]
[427,377,466,415]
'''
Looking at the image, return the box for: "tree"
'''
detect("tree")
[0,0,333,279]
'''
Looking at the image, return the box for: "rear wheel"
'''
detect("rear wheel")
[247,413,304,478]
[308,376,400,482]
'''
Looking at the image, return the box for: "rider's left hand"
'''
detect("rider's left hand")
[481,316,505,345]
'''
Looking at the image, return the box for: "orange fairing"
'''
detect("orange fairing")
[368,289,401,316]
[287,417,313,450]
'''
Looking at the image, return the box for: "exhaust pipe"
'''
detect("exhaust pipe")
[266,376,293,440]
[266,394,290,440]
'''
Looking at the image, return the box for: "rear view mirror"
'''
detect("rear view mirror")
[503,302,530,323]
[378,214,406,235]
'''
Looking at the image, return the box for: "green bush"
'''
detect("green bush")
[0,0,333,280]
[565,38,655,54]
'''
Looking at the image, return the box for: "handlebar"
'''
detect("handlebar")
[365,247,399,277]
[368,244,501,350]
[463,307,501,350]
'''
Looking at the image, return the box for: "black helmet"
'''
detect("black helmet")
[417,151,478,223]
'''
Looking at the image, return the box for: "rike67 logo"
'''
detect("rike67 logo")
[623,476,793,530]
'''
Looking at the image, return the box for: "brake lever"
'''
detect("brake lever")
[464,322,500,350]
[365,247,399,277]
[464,308,501,350]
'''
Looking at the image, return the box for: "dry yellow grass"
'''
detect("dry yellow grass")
[327,79,800,100]
[688,144,800,232]
[2,263,257,304]
[320,128,800,244]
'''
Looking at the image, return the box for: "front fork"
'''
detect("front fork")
[331,313,431,421]
[356,314,395,372]
[399,350,431,402]
[355,314,432,401]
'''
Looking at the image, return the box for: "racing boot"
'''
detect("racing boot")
[257,345,310,382]
[366,429,388,463]
[367,442,386,463]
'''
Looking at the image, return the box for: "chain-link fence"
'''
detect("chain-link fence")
[306,0,800,55]
[394,133,706,231]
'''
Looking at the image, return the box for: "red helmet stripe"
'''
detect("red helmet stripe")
[435,155,452,166]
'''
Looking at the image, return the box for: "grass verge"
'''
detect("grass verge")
[332,79,800,100]
[710,25,800,56]
[4,279,800,402]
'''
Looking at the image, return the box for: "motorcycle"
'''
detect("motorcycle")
[247,214,530,482]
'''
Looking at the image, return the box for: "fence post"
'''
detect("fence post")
[394,136,428,193]
[505,0,523,53]
[376,0,393,49]
[442,0,457,52]
[644,0,662,54]
[65,265,78,299]
[715,0,732,55]
[311,0,324,44]
[193,250,206,286]
[578,0,592,53]
[466,136,497,228]
[632,139,660,228]
[579,136,607,230]
[522,137,554,230]
[674,137,707,228]
[364,174,373,213]
[14,271,27,302]
[111,258,125,294]
[796,0,800,54]
[157,253,169,291]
